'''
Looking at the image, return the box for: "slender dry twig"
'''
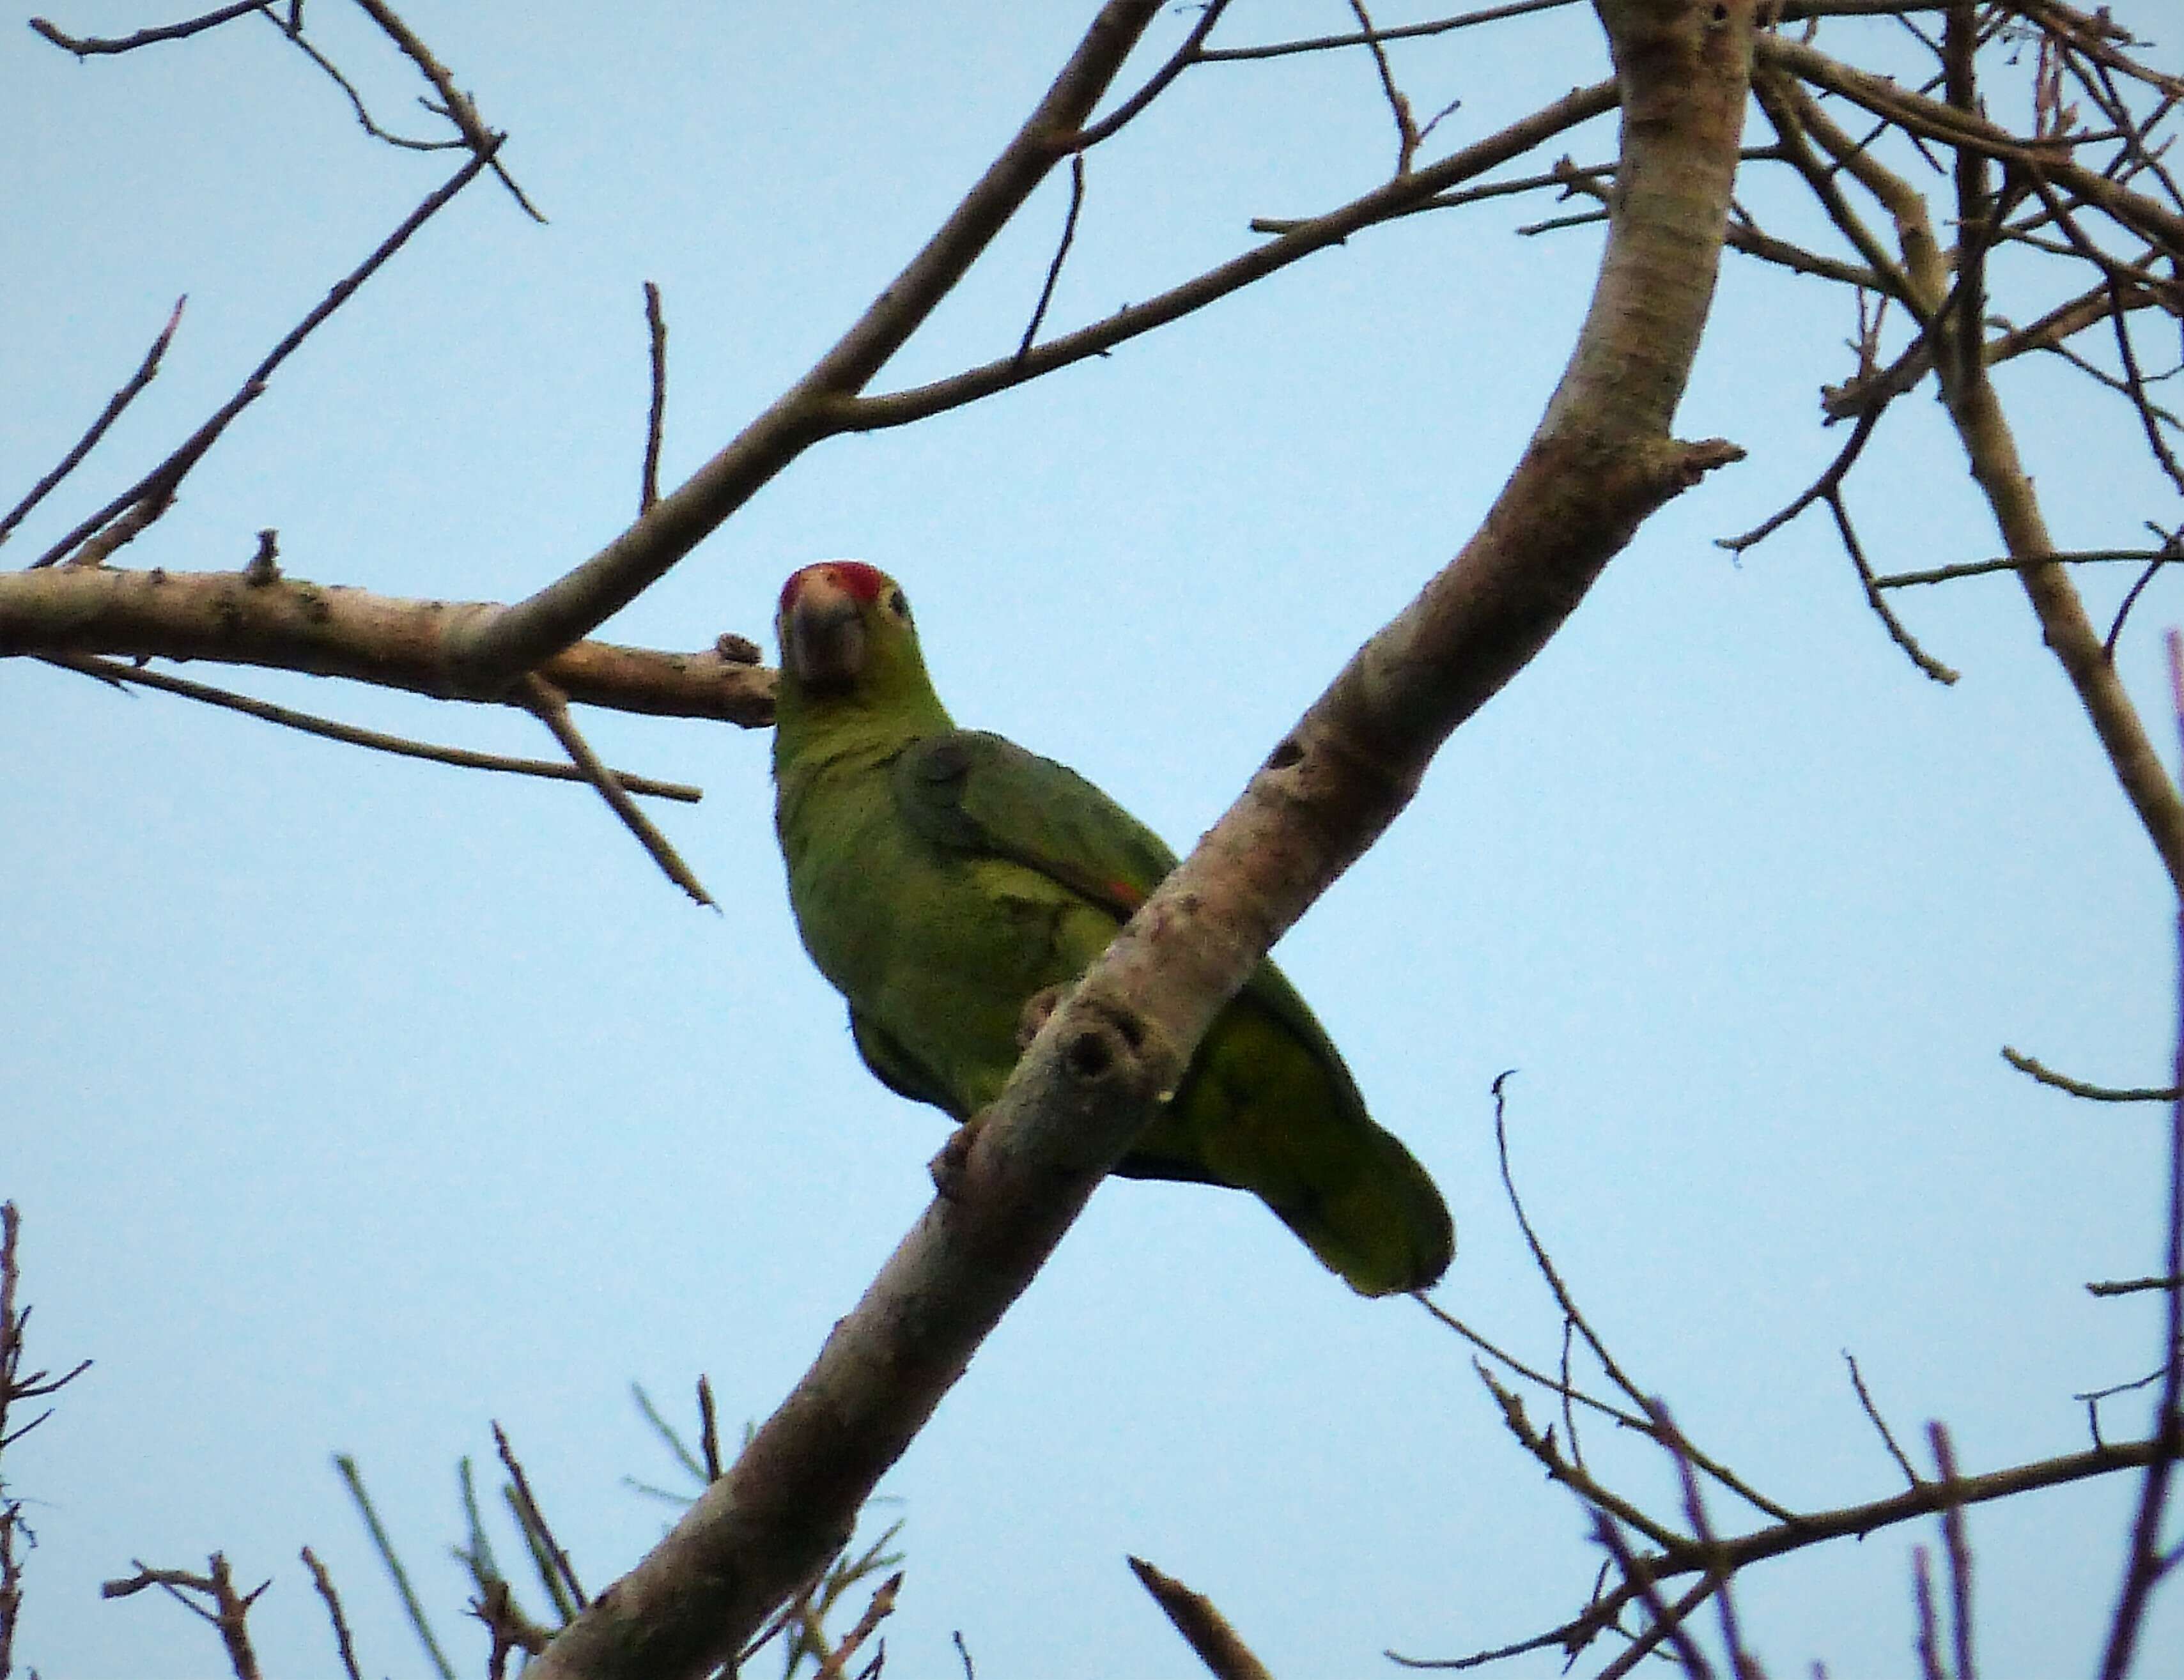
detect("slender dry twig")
[520,675,714,904]
[30,3,265,54]
[642,283,668,514]
[2,1203,92,1680]
[101,1555,270,1680]
[1016,155,1088,361]
[1845,1351,1922,1488]
[1876,550,2174,588]
[698,1375,722,1483]
[1490,1075,1796,1522]
[300,1546,365,1680]
[346,0,544,219]
[2089,1275,2184,1298]
[493,1421,587,1613]
[1389,1434,2165,1671]
[336,1454,457,1680]
[266,15,466,152]
[1928,1424,1974,1680]
[1074,0,1234,149]
[39,654,702,801]
[1,297,183,546]
[1127,1557,1276,1680]
[811,1571,901,1680]
[31,144,499,570]
[2003,1045,2180,1104]
[2095,633,2184,1680]
[1197,0,1576,62]
[1349,0,1423,174]
[1829,492,1962,683]
[1590,1511,1716,1679]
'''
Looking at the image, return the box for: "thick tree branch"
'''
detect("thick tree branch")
[0,566,773,723]
[525,6,1755,1677]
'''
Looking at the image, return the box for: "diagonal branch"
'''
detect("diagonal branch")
[523,6,1757,1676]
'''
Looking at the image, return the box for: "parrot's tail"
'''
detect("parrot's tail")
[1272,1131,1455,1297]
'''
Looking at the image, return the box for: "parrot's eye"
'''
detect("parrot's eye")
[887,588,910,620]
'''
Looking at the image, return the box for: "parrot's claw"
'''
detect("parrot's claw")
[929,1114,985,1201]
[1017,983,1069,1050]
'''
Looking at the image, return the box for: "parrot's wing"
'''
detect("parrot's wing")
[892,730,1179,918]
[892,731,1367,1114]
[849,1007,964,1118]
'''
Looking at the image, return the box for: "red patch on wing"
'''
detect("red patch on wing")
[779,560,892,615]
[1106,878,1146,910]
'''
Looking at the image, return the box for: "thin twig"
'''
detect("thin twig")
[1,297,185,546]
[1876,549,2173,587]
[641,283,668,513]
[521,676,715,905]
[1197,0,1575,62]
[2003,1045,2179,1103]
[699,1375,722,1483]
[1491,1074,1795,1522]
[1846,1351,1922,1488]
[346,0,544,219]
[2089,1275,2184,1298]
[335,1454,456,1680]
[493,1421,587,1611]
[100,1556,269,1680]
[1830,493,1961,683]
[30,3,265,54]
[2096,634,2184,1680]
[39,654,701,801]
[1016,155,1087,362]
[1074,0,1234,150]
[31,145,499,570]
[1349,0,1422,174]
[301,1547,365,1680]
[1929,1424,1974,1680]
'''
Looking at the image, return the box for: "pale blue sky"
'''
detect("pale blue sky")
[5,4,2180,1676]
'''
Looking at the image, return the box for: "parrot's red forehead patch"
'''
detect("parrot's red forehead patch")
[780,560,892,615]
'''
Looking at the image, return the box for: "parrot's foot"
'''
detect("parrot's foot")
[929,1113,986,1201]
[1017,983,1069,1050]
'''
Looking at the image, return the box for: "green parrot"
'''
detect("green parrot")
[770,560,1453,1296]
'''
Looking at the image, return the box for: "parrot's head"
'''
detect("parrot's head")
[774,560,945,723]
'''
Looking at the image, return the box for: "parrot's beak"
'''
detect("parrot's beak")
[782,575,867,693]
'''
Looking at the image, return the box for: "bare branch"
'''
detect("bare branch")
[30,3,266,55]
[525,8,1758,1673]
[1128,1557,1275,1680]
[301,1547,364,1680]
[39,653,702,801]
[100,1555,268,1680]
[2096,633,2184,1680]
[1197,0,1578,63]
[1016,155,1088,361]
[1846,1351,1923,1489]
[346,0,544,219]
[1,297,183,547]
[640,283,669,514]
[520,677,713,906]
[31,145,499,571]
[335,1454,457,1680]
[1877,549,2175,588]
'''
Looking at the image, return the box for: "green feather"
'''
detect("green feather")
[772,562,1453,1295]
